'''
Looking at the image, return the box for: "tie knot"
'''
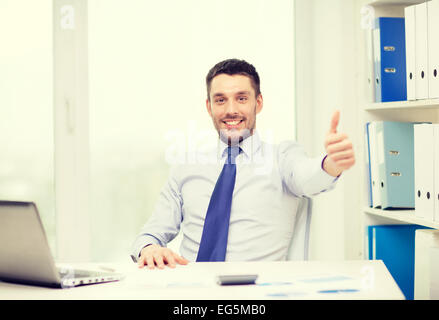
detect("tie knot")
[225,146,241,165]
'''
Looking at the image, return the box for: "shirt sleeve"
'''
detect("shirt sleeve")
[130,166,183,262]
[277,141,339,197]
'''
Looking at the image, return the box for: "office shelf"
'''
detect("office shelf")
[364,207,439,229]
[364,99,439,111]
[368,0,425,7]
[358,0,439,263]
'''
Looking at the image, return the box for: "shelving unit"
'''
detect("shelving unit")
[364,98,439,111]
[369,0,424,6]
[364,207,439,229]
[358,0,439,256]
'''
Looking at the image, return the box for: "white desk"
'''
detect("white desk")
[0,260,404,300]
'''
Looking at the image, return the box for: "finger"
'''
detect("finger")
[154,254,165,269]
[329,149,355,162]
[333,157,355,169]
[329,110,340,134]
[174,253,189,265]
[326,139,352,154]
[146,255,155,270]
[325,132,348,147]
[137,255,146,268]
[163,251,176,268]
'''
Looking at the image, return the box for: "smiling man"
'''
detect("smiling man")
[206,65,263,146]
[131,59,355,269]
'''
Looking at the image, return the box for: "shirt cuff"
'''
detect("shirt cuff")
[300,154,340,196]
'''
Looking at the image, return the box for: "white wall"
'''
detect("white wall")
[295,0,362,260]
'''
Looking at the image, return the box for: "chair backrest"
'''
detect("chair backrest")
[286,196,312,261]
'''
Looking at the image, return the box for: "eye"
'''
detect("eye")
[215,98,225,104]
[238,96,248,102]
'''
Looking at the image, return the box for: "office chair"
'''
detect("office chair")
[286,196,312,261]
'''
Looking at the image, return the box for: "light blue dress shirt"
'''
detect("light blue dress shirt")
[131,132,338,262]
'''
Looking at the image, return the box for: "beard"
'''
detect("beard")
[212,107,257,146]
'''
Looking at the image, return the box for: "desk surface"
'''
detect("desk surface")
[0,260,404,300]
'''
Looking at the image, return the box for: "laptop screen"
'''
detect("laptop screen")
[0,201,61,286]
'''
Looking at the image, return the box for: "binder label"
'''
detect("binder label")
[384,68,396,73]
[384,46,395,52]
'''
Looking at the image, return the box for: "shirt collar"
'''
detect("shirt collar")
[218,130,262,160]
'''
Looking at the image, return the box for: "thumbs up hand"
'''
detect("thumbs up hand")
[323,110,355,177]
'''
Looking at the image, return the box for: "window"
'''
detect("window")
[0,0,55,253]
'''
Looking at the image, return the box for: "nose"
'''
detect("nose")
[224,100,239,116]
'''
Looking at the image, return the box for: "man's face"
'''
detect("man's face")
[206,74,263,145]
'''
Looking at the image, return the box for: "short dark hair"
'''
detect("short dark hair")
[206,59,261,100]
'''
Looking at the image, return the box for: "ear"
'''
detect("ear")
[206,98,212,117]
[255,94,263,114]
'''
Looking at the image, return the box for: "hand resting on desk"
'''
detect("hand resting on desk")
[137,244,189,270]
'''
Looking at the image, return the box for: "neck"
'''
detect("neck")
[219,128,254,146]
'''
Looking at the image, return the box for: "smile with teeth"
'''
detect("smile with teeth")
[223,120,243,126]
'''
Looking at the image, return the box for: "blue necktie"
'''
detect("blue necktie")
[196,146,241,262]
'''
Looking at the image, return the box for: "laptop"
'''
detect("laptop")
[0,200,124,288]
